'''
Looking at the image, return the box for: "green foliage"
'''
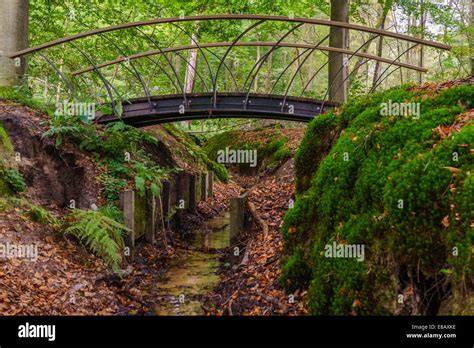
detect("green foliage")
[97,122,157,159]
[99,173,128,203]
[42,113,85,147]
[98,204,124,223]
[284,83,474,315]
[0,160,26,194]
[64,209,128,272]
[163,123,229,182]
[0,86,54,115]
[27,203,58,225]
[42,113,174,205]
[132,160,176,198]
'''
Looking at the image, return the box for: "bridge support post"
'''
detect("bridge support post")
[177,173,190,211]
[145,189,157,244]
[201,172,208,201]
[161,180,171,230]
[230,193,248,265]
[208,171,214,198]
[188,174,197,213]
[119,190,135,262]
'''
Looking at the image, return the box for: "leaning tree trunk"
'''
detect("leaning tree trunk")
[0,0,29,87]
[328,0,350,103]
[349,1,389,88]
[372,0,393,89]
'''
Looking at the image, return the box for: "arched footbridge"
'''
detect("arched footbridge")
[9,14,451,126]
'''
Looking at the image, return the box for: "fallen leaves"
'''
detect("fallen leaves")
[432,109,473,145]
[0,205,171,315]
[441,215,450,228]
[204,157,307,316]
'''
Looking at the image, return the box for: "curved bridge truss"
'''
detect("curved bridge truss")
[10,14,450,126]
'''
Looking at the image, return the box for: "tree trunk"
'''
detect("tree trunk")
[184,32,198,131]
[328,0,349,103]
[254,43,260,93]
[418,0,426,84]
[372,0,393,89]
[349,2,388,87]
[266,51,273,93]
[184,33,198,93]
[0,0,29,87]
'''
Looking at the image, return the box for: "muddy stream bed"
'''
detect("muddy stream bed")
[154,213,230,315]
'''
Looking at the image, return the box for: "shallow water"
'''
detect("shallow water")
[154,213,230,315]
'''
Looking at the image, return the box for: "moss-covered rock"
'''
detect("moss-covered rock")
[283,82,474,315]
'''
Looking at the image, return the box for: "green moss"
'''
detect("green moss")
[0,181,10,196]
[203,127,292,172]
[280,245,311,293]
[0,126,14,154]
[0,125,24,195]
[164,124,229,182]
[283,83,474,315]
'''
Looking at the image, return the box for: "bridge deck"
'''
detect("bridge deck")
[96,93,339,127]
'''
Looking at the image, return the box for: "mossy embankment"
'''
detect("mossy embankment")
[281,79,474,315]
[203,126,303,175]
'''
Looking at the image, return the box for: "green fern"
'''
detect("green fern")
[42,125,82,147]
[64,209,129,272]
[28,203,58,225]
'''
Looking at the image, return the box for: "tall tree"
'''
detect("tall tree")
[418,0,427,84]
[372,0,394,89]
[350,1,392,89]
[0,0,29,87]
[328,0,350,103]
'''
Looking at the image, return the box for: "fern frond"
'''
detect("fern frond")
[64,209,129,271]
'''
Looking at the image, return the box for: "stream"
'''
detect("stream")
[154,213,230,315]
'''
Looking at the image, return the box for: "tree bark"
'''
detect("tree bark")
[372,0,393,89]
[418,0,426,84]
[350,2,388,87]
[328,0,350,103]
[0,0,29,87]
[184,33,198,93]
